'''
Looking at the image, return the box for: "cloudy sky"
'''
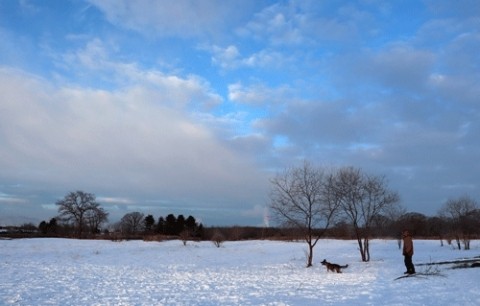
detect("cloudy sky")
[1,0,479,226]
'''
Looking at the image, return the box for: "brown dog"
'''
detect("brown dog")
[321,259,348,273]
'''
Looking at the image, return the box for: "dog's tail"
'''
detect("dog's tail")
[340,264,349,269]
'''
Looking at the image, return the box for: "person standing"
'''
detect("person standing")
[402,229,415,274]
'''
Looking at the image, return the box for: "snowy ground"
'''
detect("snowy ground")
[1,238,479,305]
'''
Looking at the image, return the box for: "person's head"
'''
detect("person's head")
[402,229,410,237]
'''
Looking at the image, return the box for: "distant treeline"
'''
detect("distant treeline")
[2,210,479,245]
[2,189,479,251]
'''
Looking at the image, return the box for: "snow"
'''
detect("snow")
[1,238,479,305]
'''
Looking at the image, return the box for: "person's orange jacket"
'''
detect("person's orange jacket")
[403,232,414,256]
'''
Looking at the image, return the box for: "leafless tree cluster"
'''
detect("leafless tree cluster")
[119,212,145,234]
[438,195,479,250]
[270,162,400,265]
[56,191,109,238]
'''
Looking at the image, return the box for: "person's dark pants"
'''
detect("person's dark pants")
[404,255,415,274]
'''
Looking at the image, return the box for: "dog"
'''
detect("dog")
[321,259,348,273]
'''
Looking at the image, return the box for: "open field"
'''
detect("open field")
[1,238,479,305]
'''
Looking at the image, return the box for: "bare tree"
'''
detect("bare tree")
[120,212,145,234]
[270,161,340,267]
[439,195,478,250]
[85,206,109,234]
[330,167,400,262]
[56,191,105,238]
[211,230,225,248]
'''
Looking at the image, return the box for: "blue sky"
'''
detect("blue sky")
[1,0,479,226]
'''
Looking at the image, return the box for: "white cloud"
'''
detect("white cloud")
[0,67,268,221]
[0,192,26,203]
[237,1,373,46]
[210,45,241,70]
[67,38,110,70]
[97,197,134,204]
[228,82,292,106]
[238,2,306,45]
[60,39,223,110]
[241,50,286,68]
[208,44,289,71]
[88,0,254,39]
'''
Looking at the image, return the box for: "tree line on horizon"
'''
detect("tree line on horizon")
[3,206,479,252]
[1,162,479,262]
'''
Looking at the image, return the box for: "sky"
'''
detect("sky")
[0,0,479,227]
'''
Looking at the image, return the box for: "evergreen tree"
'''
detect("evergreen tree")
[165,214,177,235]
[176,214,185,235]
[156,216,166,234]
[144,215,155,233]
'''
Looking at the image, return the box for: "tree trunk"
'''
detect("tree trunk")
[356,237,367,262]
[463,236,470,250]
[307,242,314,267]
[77,215,84,238]
[363,237,370,262]
[354,228,367,262]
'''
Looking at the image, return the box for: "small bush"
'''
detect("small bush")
[211,231,225,248]
[179,230,190,246]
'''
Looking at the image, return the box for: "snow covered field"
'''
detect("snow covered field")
[1,238,479,305]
